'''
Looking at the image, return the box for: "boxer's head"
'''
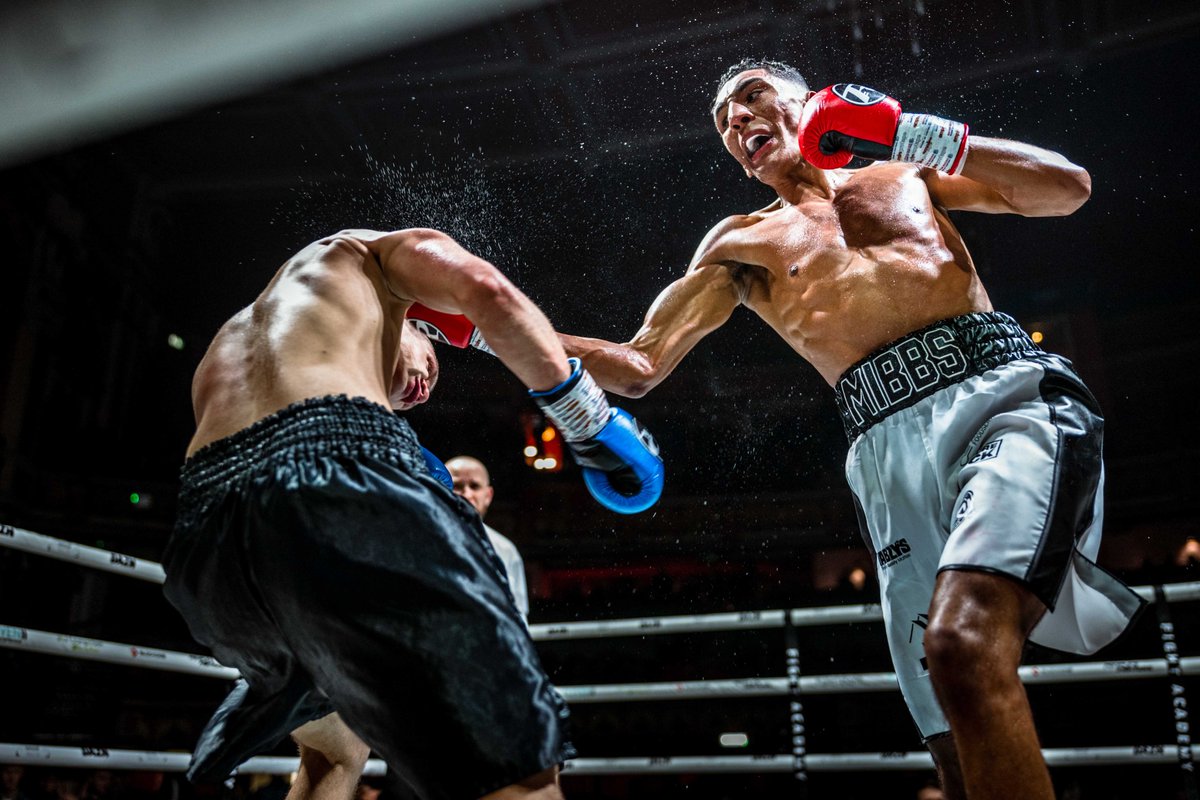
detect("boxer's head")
[391,321,439,411]
[712,59,813,180]
[445,455,493,517]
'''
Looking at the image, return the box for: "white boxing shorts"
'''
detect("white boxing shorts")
[836,312,1145,740]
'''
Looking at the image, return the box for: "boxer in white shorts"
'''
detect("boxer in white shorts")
[557,59,1146,798]
[839,311,1144,739]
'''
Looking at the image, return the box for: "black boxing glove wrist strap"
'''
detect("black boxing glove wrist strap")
[891,113,969,174]
[530,357,611,442]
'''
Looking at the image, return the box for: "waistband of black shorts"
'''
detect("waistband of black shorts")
[834,312,1042,439]
[179,395,426,499]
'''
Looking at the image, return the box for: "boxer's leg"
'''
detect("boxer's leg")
[924,569,1051,800]
[479,768,562,800]
[925,733,963,800]
[288,714,371,800]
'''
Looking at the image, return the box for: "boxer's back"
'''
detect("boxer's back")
[187,236,404,457]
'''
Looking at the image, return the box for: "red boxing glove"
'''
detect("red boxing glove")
[799,84,969,174]
[406,303,494,354]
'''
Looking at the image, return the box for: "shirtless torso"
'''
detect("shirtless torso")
[187,232,431,456]
[702,161,989,384]
[559,65,1096,800]
[563,68,1086,395]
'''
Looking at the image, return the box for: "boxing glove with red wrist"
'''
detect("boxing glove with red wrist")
[799,83,969,174]
[406,302,494,354]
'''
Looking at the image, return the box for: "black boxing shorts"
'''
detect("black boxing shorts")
[163,395,574,799]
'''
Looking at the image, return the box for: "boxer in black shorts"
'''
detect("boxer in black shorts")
[163,229,662,800]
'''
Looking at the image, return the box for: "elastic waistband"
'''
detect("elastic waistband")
[834,312,1042,439]
[180,395,425,500]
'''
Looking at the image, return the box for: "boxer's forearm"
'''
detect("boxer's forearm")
[462,280,572,393]
[958,136,1091,216]
[559,334,657,398]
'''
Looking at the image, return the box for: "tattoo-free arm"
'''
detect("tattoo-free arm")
[338,228,570,392]
[924,136,1091,216]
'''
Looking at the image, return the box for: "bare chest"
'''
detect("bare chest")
[741,170,948,277]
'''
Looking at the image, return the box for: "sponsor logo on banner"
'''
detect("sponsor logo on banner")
[0,625,28,643]
[0,524,14,537]
[130,647,167,660]
[60,635,102,654]
[877,538,912,570]
[110,552,136,568]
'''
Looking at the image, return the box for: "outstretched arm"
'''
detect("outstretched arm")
[923,136,1091,216]
[562,260,743,398]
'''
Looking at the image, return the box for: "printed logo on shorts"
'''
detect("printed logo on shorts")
[835,326,968,430]
[0,524,14,537]
[953,490,974,530]
[832,84,888,106]
[969,439,1003,464]
[877,537,912,570]
[909,613,930,673]
[110,552,135,568]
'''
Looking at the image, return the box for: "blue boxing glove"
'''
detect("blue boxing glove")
[531,358,663,514]
[421,446,454,491]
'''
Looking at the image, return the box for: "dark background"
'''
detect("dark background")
[2,0,1199,798]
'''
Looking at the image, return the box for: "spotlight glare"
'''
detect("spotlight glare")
[524,445,538,458]
[167,333,185,350]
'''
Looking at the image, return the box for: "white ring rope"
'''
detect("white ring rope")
[0,743,1177,775]
[0,626,238,679]
[0,744,386,776]
[3,523,1197,777]
[4,622,1193,699]
[0,525,165,583]
[555,657,1200,703]
[4,522,1197,638]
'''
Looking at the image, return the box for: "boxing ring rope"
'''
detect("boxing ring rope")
[3,523,1197,779]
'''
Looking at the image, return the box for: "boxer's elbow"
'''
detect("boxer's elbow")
[617,353,665,398]
[1021,163,1091,217]
[1050,163,1091,215]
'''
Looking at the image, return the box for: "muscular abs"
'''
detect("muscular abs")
[719,163,991,385]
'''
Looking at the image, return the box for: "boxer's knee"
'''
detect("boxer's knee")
[923,614,993,688]
[924,570,1038,710]
[292,714,371,772]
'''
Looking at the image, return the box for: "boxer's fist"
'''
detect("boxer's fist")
[420,446,454,491]
[407,303,494,354]
[799,84,969,174]
[799,84,901,169]
[531,358,664,514]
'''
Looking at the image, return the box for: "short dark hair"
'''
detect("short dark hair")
[711,59,809,115]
